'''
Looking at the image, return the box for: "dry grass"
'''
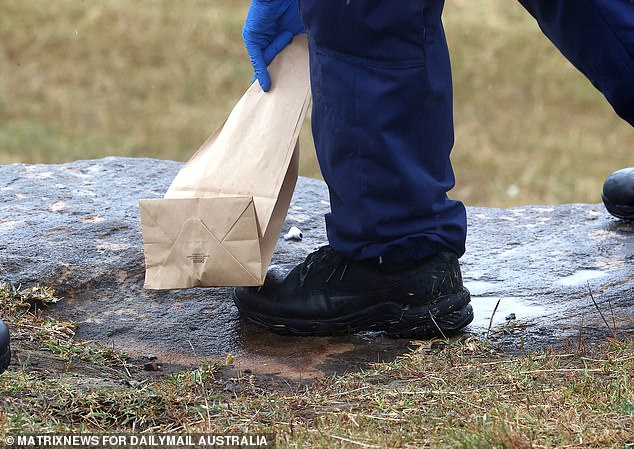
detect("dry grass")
[0,0,251,162]
[1,285,633,447]
[1,0,632,207]
[445,0,634,206]
[0,283,127,367]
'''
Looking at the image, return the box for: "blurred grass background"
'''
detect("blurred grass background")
[0,0,631,207]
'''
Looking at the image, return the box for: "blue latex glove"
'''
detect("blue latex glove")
[242,0,304,92]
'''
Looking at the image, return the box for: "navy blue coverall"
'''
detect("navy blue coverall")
[298,0,634,264]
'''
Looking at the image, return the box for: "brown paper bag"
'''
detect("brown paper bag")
[139,35,311,289]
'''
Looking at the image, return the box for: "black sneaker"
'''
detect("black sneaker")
[233,246,473,338]
[602,167,634,221]
[0,319,10,374]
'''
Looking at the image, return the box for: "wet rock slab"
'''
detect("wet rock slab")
[1,157,632,378]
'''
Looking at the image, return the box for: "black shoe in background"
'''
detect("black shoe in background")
[602,167,634,221]
[233,246,473,338]
[0,319,10,374]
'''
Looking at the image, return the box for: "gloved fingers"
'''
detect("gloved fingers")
[241,0,303,92]
[263,31,294,66]
[248,31,294,91]
[253,67,272,92]
[245,44,271,92]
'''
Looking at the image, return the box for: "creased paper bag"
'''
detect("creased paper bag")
[139,35,311,289]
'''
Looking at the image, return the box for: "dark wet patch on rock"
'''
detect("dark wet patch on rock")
[1,157,632,379]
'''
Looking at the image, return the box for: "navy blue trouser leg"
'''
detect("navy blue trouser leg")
[518,0,634,126]
[298,0,467,263]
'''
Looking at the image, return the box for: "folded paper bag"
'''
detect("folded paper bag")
[139,35,310,289]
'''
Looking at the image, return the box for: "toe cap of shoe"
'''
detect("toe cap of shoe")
[0,320,9,353]
[603,167,634,205]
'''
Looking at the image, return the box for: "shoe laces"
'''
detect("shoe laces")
[298,246,349,287]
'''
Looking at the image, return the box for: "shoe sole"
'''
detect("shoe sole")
[602,197,634,221]
[0,345,10,375]
[234,287,473,339]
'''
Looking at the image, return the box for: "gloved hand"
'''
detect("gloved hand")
[242,0,304,92]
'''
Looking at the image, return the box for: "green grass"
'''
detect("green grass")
[1,0,632,206]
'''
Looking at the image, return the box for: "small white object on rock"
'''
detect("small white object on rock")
[284,226,303,241]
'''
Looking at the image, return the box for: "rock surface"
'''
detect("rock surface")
[1,157,632,378]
